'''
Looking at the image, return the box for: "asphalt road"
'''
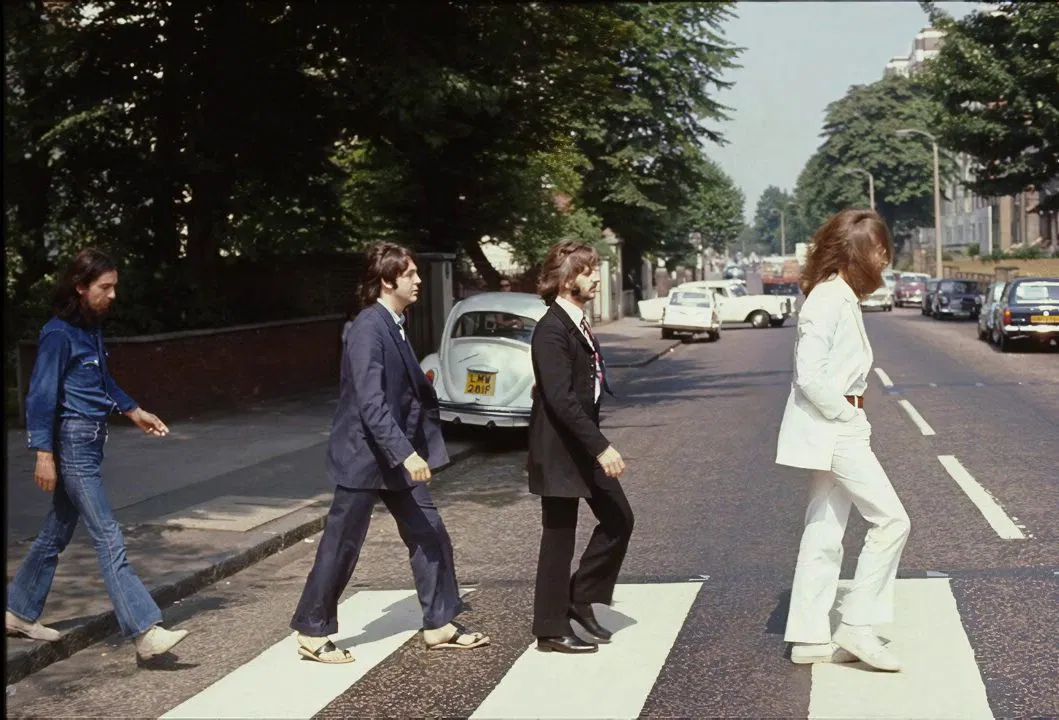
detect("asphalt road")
[7,309,1057,719]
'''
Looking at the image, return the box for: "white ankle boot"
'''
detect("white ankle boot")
[134,625,189,660]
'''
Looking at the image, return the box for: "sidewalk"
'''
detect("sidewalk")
[594,314,681,368]
[4,315,672,684]
[4,389,479,684]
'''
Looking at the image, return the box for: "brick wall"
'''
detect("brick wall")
[17,315,345,424]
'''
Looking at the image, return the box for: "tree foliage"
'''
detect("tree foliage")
[793,74,953,257]
[922,1,1059,200]
[752,186,809,256]
[4,1,742,345]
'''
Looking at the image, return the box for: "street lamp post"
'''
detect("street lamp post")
[896,128,942,278]
[772,201,798,256]
[842,167,875,210]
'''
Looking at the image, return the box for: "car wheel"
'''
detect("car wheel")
[999,332,1013,353]
[977,324,987,341]
[707,330,720,342]
[750,311,770,329]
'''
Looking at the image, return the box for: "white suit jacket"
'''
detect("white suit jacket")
[775,274,873,471]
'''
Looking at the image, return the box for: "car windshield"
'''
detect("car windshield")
[669,291,711,307]
[1013,281,1059,303]
[940,280,976,294]
[452,311,537,343]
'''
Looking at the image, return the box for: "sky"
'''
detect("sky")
[706,1,979,221]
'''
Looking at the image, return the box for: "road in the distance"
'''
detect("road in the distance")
[7,308,1057,719]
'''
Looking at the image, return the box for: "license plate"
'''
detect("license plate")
[464,371,496,396]
[1030,315,1059,324]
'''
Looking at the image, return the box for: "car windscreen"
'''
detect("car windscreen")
[669,291,711,307]
[939,280,976,294]
[1013,281,1059,303]
[452,311,537,343]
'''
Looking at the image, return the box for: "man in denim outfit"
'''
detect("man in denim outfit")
[6,248,189,661]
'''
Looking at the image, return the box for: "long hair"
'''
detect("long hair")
[51,248,118,327]
[357,242,417,308]
[800,209,893,299]
[536,241,600,306]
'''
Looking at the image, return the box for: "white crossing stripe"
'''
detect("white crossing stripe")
[938,455,1026,540]
[873,368,894,388]
[470,582,701,719]
[162,590,425,719]
[809,579,994,720]
[897,399,936,436]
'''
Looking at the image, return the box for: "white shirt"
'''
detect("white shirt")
[377,299,406,341]
[555,296,601,402]
[775,274,874,471]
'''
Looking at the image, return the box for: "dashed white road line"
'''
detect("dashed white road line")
[897,399,936,436]
[937,455,1026,540]
[873,367,894,388]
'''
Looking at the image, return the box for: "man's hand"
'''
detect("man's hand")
[35,452,57,493]
[126,407,169,437]
[403,452,432,482]
[596,445,626,478]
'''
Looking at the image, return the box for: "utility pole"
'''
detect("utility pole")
[896,128,943,277]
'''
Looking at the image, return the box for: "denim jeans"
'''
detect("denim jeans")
[7,418,162,638]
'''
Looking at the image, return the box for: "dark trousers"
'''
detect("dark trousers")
[290,483,463,636]
[532,468,635,637]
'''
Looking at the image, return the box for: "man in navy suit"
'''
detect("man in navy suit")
[290,242,489,663]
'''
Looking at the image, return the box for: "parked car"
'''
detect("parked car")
[931,279,981,320]
[921,279,939,316]
[682,279,796,328]
[860,285,894,312]
[977,280,1006,342]
[990,277,1059,352]
[723,264,746,280]
[894,273,929,308]
[418,291,547,428]
[660,287,721,341]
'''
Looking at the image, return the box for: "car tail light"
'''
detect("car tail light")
[1003,308,1011,325]
[425,369,435,385]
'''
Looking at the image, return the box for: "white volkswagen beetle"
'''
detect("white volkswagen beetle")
[419,291,548,428]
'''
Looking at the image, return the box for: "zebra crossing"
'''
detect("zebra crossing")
[160,579,996,720]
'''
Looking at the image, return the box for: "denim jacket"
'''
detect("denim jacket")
[25,316,138,453]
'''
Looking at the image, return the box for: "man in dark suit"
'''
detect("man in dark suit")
[528,241,634,654]
[290,242,489,663]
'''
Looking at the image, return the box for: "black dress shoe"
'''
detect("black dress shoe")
[568,604,613,641]
[537,635,599,653]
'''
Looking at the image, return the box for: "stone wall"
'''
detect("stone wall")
[17,315,345,424]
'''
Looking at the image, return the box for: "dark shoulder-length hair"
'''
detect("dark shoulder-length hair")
[51,248,118,326]
[536,241,600,306]
[357,242,417,308]
[800,209,893,299]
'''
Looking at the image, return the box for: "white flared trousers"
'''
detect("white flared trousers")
[784,413,911,644]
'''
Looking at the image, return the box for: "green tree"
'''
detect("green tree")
[793,74,954,258]
[753,186,809,255]
[922,1,1059,200]
[576,2,742,268]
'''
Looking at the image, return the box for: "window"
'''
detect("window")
[669,291,711,307]
[727,285,748,298]
[451,311,537,343]
[939,280,977,294]
[1013,281,1059,303]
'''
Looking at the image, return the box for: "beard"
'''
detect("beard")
[570,284,595,300]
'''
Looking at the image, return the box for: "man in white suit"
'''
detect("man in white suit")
[776,209,910,672]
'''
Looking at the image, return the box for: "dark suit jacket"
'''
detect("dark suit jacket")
[327,302,448,490]
[527,303,611,498]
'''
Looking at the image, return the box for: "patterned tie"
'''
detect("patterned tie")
[580,317,604,391]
